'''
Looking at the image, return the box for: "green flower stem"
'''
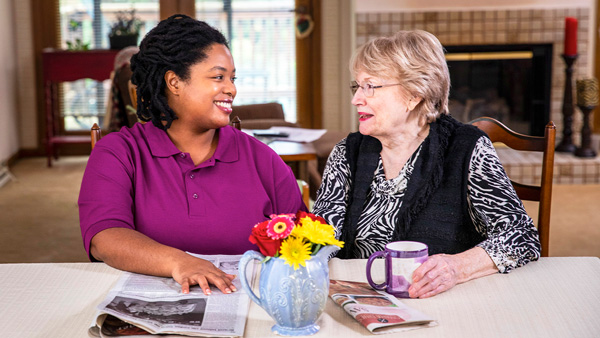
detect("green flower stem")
[311,244,322,255]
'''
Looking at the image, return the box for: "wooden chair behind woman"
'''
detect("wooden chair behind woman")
[91,123,102,149]
[470,117,556,257]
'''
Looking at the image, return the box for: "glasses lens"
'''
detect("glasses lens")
[365,85,374,97]
[350,81,359,95]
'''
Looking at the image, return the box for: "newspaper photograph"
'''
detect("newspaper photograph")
[329,280,436,335]
[88,254,255,337]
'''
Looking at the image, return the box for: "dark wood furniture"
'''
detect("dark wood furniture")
[91,123,102,150]
[43,49,119,166]
[470,117,556,257]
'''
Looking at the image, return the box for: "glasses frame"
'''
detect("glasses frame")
[350,81,403,97]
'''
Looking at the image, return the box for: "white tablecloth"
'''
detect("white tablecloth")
[0,257,599,337]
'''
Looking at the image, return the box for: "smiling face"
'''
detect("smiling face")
[165,43,237,132]
[351,71,415,139]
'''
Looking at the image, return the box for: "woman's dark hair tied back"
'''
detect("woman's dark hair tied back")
[130,14,229,130]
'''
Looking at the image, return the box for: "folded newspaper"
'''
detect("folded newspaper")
[89,254,255,337]
[329,280,436,334]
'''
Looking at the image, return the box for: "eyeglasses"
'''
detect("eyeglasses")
[350,81,402,97]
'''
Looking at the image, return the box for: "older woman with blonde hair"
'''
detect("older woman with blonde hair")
[312,30,540,298]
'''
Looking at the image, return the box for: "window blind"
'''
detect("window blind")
[196,0,296,122]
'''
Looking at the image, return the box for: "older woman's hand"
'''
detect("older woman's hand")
[408,247,498,298]
[408,254,459,298]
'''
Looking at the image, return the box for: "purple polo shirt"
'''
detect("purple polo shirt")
[79,122,306,261]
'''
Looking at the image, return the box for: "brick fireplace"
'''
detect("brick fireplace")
[356,7,592,142]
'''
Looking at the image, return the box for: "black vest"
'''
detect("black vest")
[337,114,486,258]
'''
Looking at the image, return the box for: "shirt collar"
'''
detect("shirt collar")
[213,125,239,163]
[145,122,180,157]
[145,122,239,163]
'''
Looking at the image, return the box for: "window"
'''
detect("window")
[196,0,297,122]
[57,0,296,130]
[58,0,159,131]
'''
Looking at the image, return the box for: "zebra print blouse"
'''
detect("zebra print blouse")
[312,136,540,273]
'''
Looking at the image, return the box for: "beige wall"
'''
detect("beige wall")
[0,0,37,163]
[0,0,19,163]
[321,0,356,132]
[356,0,594,12]
[15,0,38,151]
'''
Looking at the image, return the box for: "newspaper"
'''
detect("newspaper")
[329,280,437,335]
[267,126,327,143]
[89,254,255,337]
[243,127,327,143]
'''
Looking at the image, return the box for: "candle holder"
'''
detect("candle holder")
[555,54,578,153]
[574,104,597,157]
[574,77,599,158]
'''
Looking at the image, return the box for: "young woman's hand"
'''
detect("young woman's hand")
[171,254,237,295]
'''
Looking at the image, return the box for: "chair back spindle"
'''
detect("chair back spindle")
[231,116,242,130]
[91,123,102,149]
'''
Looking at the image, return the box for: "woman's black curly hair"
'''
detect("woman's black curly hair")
[130,14,229,130]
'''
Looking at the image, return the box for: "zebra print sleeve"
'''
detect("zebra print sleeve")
[467,136,541,273]
[312,138,351,239]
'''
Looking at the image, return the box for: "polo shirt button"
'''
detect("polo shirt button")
[190,174,195,179]
[180,153,186,158]
[192,193,198,199]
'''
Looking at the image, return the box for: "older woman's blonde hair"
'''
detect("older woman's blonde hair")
[350,30,449,123]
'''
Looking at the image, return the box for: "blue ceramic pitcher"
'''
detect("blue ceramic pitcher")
[239,245,338,336]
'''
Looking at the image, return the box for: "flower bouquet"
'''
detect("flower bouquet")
[248,210,344,269]
[239,211,344,336]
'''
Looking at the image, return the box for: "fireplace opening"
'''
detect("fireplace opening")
[445,44,552,136]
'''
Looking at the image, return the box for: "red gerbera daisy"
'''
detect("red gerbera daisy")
[266,215,295,239]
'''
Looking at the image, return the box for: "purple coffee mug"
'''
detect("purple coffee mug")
[365,241,428,298]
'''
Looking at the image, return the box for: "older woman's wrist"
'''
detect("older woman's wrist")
[451,247,498,284]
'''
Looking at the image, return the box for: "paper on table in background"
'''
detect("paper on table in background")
[266,126,327,143]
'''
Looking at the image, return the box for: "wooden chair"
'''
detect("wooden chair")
[470,117,556,257]
[128,80,137,110]
[91,123,102,149]
[230,102,298,129]
[298,179,310,209]
[230,116,242,130]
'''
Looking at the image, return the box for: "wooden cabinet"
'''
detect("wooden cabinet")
[42,49,118,166]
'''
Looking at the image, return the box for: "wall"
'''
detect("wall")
[0,0,19,164]
[321,0,356,132]
[356,0,594,12]
[15,0,38,151]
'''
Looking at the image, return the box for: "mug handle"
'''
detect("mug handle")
[238,250,264,308]
[366,250,387,291]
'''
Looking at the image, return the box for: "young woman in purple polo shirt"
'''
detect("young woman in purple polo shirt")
[78,15,306,296]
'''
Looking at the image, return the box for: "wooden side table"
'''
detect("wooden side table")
[42,49,119,167]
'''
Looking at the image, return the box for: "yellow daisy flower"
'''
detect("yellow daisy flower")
[295,217,335,246]
[279,236,312,270]
[323,235,344,248]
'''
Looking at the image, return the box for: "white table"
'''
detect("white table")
[0,257,599,337]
